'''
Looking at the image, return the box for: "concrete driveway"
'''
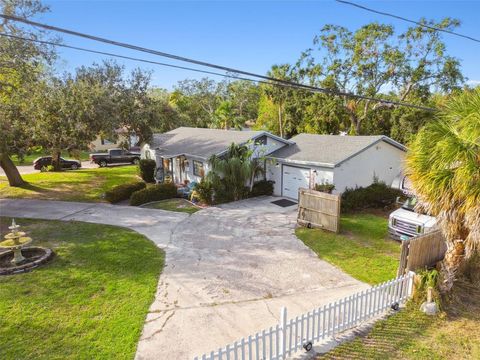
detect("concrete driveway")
[0,197,367,359]
[137,197,368,359]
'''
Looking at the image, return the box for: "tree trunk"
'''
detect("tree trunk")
[347,111,361,135]
[52,149,62,171]
[278,104,284,138]
[355,119,362,135]
[440,238,466,292]
[0,153,25,187]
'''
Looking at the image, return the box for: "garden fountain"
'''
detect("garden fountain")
[0,219,53,275]
[2,219,32,264]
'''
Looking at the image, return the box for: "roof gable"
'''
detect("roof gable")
[269,134,406,167]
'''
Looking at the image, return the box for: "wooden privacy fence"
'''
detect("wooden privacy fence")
[297,188,341,233]
[398,230,447,276]
[194,273,415,360]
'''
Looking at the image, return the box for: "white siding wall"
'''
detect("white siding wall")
[250,136,287,158]
[332,141,405,193]
[182,156,208,184]
[266,160,282,196]
[140,144,153,160]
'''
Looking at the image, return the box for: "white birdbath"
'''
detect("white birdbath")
[0,219,32,265]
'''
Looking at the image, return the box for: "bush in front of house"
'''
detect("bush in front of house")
[341,181,403,212]
[129,183,178,206]
[314,182,335,194]
[250,180,274,197]
[105,181,146,204]
[138,159,156,183]
[193,178,214,205]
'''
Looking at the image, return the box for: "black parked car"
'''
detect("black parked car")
[33,156,82,170]
[89,148,141,167]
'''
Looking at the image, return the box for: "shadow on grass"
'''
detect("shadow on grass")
[317,304,434,360]
[16,182,47,192]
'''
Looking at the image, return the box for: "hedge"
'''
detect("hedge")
[129,183,178,206]
[138,159,156,183]
[105,181,146,204]
[341,181,403,212]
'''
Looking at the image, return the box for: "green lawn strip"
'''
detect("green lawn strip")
[296,213,401,284]
[0,217,163,360]
[0,166,139,202]
[318,300,480,360]
[317,303,435,360]
[11,150,91,166]
[141,198,200,214]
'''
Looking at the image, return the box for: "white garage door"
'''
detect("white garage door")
[282,165,310,200]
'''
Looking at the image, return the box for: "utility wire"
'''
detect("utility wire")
[336,0,480,44]
[0,32,265,85]
[0,13,436,111]
[0,32,367,95]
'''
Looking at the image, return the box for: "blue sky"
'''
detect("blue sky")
[40,0,480,89]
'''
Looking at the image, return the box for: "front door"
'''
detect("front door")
[282,165,310,200]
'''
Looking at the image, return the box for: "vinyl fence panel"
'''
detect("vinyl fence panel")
[194,273,414,360]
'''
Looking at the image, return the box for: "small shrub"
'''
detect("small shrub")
[129,183,177,206]
[250,180,274,197]
[105,181,146,203]
[138,159,156,183]
[41,165,55,172]
[193,179,214,205]
[341,181,403,212]
[314,182,335,194]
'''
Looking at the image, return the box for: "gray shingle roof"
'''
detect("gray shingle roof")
[150,127,265,159]
[269,133,406,167]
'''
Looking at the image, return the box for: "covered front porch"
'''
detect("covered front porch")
[155,154,208,186]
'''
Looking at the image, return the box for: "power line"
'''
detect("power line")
[1,31,366,96]
[336,0,480,44]
[0,32,264,85]
[0,13,436,111]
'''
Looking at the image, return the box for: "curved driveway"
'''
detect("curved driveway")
[0,197,367,359]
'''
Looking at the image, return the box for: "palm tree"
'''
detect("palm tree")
[207,143,266,201]
[247,158,266,192]
[208,154,250,202]
[405,88,480,292]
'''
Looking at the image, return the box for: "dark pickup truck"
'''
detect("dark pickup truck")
[90,148,141,167]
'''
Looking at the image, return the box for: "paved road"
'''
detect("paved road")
[0,197,368,359]
[0,161,98,176]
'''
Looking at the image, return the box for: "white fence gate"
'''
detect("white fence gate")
[194,272,414,360]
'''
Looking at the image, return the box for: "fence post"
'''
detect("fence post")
[397,239,410,277]
[280,307,287,359]
[407,271,416,298]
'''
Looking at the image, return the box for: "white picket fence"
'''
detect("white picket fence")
[194,272,415,360]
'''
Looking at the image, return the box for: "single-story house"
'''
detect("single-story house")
[266,134,406,199]
[90,128,139,152]
[141,127,406,200]
[141,127,291,184]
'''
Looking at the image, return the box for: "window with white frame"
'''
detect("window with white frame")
[193,160,204,177]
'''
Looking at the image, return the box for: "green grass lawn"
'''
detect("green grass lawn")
[0,217,164,360]
[296,213,401,284]
[0,166,139,202]
[11,150,91,166]
[318,285,480,360]
[141,198,200,214]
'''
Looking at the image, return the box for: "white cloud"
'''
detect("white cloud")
[466,79,480,86]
